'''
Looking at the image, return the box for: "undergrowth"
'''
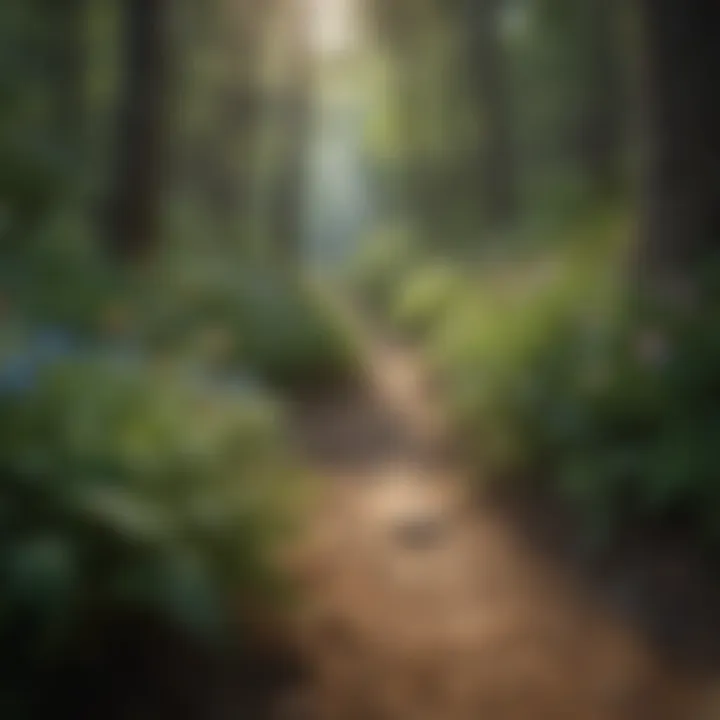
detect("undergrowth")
[353,210,720,555]
[0,231,357,715]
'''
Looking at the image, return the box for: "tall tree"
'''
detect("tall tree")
[371,0,467,240]
[573,0,625,197]
[108,0,171,261]
[44,0,87,147]
[202,0,272,231]
[271,0,314,260]
[637,0,720,287]
[464,0,518,230]
[529,0,627,198]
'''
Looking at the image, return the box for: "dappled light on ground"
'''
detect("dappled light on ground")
[282,323,720,720]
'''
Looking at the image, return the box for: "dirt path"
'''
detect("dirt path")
[278,314,720,720]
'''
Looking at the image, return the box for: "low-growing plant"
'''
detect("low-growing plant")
[0,345,301,714]
[139,263,361,395]
[2,223,362,398]
[350,224,416,316]
[389,263,465,340]
[360,211,720,554]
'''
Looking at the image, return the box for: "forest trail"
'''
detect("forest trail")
[277,299,720,720]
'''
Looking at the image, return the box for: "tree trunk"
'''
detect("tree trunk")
[109,0,170,261]
[575,0,625,197]
[211,0,271,233]
[637,0,720,288]
[42,0,86,149]
[465,0,518,231]
[272,1,313,262]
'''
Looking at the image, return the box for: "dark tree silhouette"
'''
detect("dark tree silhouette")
[638,0,720,285]
[272,0,314,260]
[43,0,87,147]
[574,0,625,197]
[109,0,171,260]
[204,0,272,231]
[465,0,518,230]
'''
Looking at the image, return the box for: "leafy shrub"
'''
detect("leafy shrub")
[2,246,361,396]
[0,210,131,343]
[544,290,720,547]
[365,212,720,553]
[0,344,299,711]
[350,224,415,315]
[428,251,602,467]
[139,263,360,395]
[389,263,465,340]
[228,276,359,394]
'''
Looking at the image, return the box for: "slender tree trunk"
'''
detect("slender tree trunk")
[637,0,720,289]
[42,0,86,148]
[575,0,625,197]
[211,0,271,232]
[109,0,170,261]
[465,0,518,230]
[376,0,446,241]
[274,94,312,262]
[273,0,313,262]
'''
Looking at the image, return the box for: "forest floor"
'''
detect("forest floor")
[275,300,720,720]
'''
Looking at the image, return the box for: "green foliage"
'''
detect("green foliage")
[357,212,720,553]
[234,280,360,394]
[0,346,299,710]
[2,236,361,397]
[429,247,612,467]
[1,214,125,339]
[390,263,464,339]
[139,261,361,395]
[350,224,415,315]
[548,290,720,545]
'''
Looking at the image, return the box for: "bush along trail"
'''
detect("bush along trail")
[0,265,360,719]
